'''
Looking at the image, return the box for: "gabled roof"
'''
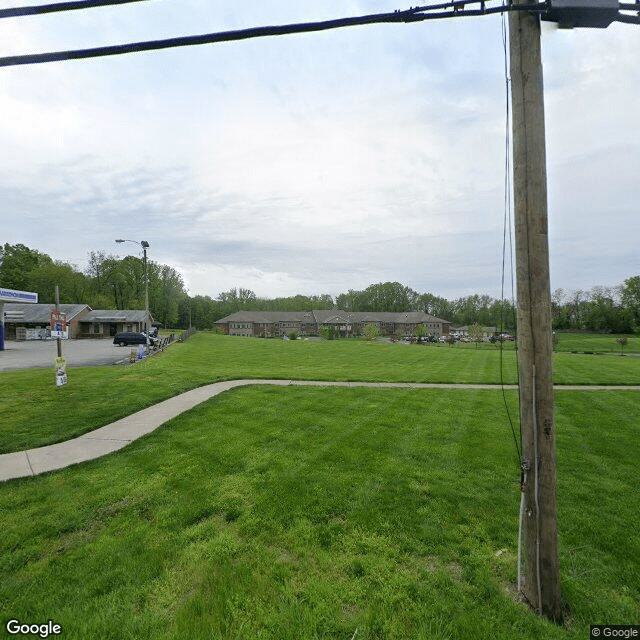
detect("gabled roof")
[2,303,89,324]
[217,311,316,324]
[81,309,153,323]
[3,304,154,325]
[314,310,450,324]
[216,309,451,325]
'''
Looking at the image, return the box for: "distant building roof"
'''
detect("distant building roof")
[3,304,154,325]
[216,310,451,325]
[216,311,317,324]
[2,303,89,324]
[82,309,152,323]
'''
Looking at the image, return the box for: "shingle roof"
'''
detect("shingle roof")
[82,309,153,323]
[2,304,154,325]
[217,311,316,323]
[216,310,451,324]
[2,303,89,324]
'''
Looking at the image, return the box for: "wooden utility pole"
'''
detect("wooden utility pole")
[509,0,563,622]
[55,285,62,358]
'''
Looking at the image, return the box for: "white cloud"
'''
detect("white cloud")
[0,3,638,301]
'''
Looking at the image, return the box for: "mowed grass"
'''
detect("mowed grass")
[554,332,640,354]
[2,332,640,453]
[1,386,638,639]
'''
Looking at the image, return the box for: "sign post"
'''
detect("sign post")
[53,286,67,386]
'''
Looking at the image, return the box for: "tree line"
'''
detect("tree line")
[0,243,186,327]
[2,243,639,333]
[551,283,640,334]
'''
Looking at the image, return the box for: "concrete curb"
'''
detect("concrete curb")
[1,380,638,482]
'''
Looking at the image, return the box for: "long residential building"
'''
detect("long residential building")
[216,310,451,338]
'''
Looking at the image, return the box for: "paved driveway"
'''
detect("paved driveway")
[0,338,136,371]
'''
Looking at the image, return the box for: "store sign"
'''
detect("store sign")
[0,287,38,303]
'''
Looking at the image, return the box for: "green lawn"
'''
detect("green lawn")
[1,386,638,639]
[2,333,640,453]
[553,331,640,354]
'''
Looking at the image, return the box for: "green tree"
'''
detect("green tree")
[148,264,187,327]
[468,322,484,348]
[616,336,628,355]
[622,276,640,331]
[336,288,368,312]
[100,256,145,310]
[27,260,88,304]
[418,292,451,318]
[0,243,52,290]
[182,295,222,329]
[336,282,419,312]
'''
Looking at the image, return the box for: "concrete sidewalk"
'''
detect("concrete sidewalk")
[1,380,636,482]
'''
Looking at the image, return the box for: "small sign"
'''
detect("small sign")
[50,310,67,338]
[54,356,67,387]
[0,287,38,303]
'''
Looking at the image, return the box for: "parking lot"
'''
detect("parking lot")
[0,338,139,371]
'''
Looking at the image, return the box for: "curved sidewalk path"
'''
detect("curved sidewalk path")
[1,379,637,482]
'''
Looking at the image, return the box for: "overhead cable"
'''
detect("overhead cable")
[0,0,148,20]
[0,1,546,68]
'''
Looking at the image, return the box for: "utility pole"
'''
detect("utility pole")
[55,285,62,359]
[116,239,150,355]
[142,241,150,355]
[509,0,562,622]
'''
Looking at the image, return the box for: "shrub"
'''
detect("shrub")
[363,323,380,341]
[320,326,338,340]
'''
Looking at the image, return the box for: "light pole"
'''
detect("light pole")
[115,238,150,355]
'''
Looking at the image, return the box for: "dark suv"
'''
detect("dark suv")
[113,332,157,347]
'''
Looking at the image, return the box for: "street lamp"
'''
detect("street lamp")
[115,239,150,355]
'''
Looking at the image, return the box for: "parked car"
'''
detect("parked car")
[113,332,157,347]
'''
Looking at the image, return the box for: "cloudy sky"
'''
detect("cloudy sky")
[0,0,638,301]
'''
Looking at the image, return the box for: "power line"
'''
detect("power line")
[0,0,148,20]
[0,1,545,68]
[1,0,636,68]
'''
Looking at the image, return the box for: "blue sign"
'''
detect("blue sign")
[0,288,38,303]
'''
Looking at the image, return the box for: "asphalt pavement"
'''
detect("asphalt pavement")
[0,338,138,371]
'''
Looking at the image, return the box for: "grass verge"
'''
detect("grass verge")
[1,387,638,639]
[1,332,639,453]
